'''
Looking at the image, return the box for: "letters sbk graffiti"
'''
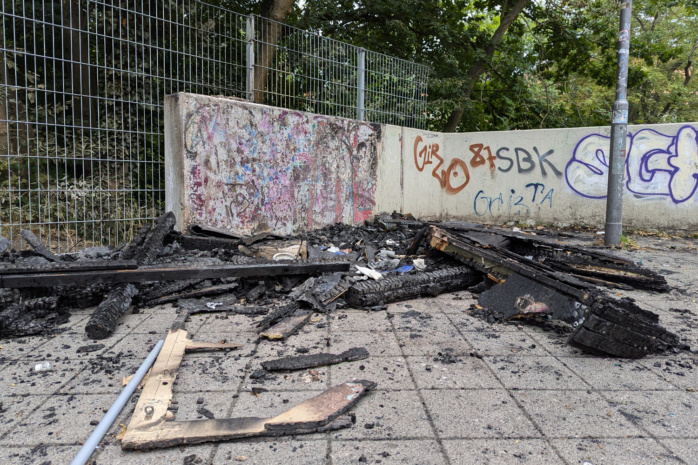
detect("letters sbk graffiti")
[566,125,698,204]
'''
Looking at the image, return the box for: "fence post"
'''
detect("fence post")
[357,48,365,120]
[246,16,255,102]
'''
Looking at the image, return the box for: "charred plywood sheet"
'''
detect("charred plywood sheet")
[167,94,382,235]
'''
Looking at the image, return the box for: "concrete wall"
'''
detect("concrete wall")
[166,94,382,235]
[399,123,698,230]
[166,93,698,233]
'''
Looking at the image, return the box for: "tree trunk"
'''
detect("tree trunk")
[253,0,296,103]
[443,0,531,132]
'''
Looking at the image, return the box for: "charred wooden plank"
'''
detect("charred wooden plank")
[0,260,137,275]
[259,310,312,340]
[137,279,205,304]
[479,273,588,325]
[187,305,269,316]
[85,283,139,339]
[256,301,300,330]
[20,230,60,262]
[568,297,681,358]
[346,266,480,308]
[134,212,176,266]
[1,262,351,288]
[0,296,65,338]
[188,224,243,241]
[166,232,243,251]
[261,347,369,372]
[144,282,239,307]
[120,225,151,260]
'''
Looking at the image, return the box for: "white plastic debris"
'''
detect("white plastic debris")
[512,227,521,232]
[272,252,296,261]
[356,265,382,280]
[205,302,223,309]
[385,239,398,246]
[34,361,52,372]
[327,246,341,254]
[413,258,426,271]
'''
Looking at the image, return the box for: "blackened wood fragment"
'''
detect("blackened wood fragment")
[187,305,268,316]
[568,297,681,358]
[479,273,586,324]
[0,260,137,275]
[405,226,428,256]
[262,347,369,371]
[134,212,176,265]
[137,279,205,305]
[0,296,65,338]
[85,283,139,339]
[166,232,243,251]
[346,266,479,308]
[20,230,60,262]
[256,301,300,330]
[145,282,237,307]
[120,225,151,260]
[188,224,243,241]
[259,310,312,340]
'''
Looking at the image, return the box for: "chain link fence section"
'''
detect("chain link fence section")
[0,2,428,252]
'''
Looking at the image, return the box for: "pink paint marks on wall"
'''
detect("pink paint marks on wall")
[181,97,381,235]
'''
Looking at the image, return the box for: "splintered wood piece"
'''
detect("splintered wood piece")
[20,229,60,262]
[121,380,374,450]
[264,380,375,431]
[185,341,242,352]
[122,319,373,451]
[259,311,312,340]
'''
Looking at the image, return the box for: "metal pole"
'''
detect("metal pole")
[357,48,365,120]
[604,0,632,246]
[246,16,255,102]
[70,340,165,465]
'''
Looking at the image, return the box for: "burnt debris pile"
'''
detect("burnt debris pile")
[0,212,687,358]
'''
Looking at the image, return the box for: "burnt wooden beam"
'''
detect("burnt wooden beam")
[20,230,60,262]
[259,310,313,340]
[1,262,351,288]
[261,347,369,372]
[346,266,480,308]
[144,282,239,306]
[569,297,682,358]
[0,260,138,276]
[85,283,139,339]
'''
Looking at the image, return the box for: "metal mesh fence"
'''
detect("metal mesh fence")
[0,2,428,252]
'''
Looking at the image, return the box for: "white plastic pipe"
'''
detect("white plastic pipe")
[70,339,164,465]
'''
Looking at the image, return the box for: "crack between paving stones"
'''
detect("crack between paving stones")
[549,343,690,465]
[388,299,453,465]
[442,306,573,465]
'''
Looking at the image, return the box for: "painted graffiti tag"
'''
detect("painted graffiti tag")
[414,135,470,194]
[473,183,554,217]
[565,125,698,204]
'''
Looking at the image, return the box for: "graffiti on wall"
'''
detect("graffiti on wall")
[413,135,563,197]
[565,125,698,204]
[473,183,555,217]
[183,102,381,235]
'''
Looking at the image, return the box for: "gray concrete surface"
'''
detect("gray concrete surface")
[1,232,697,464]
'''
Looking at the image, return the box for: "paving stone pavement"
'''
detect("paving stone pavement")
[0,233,697,464]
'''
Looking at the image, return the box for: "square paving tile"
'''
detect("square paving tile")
[662,439,698,464]
[329,356,414,390]
[395,331,472,356]
[176,353,248,392]
[485,356,589,390]
[95,443,214,464]
[331,439,446,464]
[443,438,563,464]
[552,438,684,465]
[330,310,394,333]
[331,389,434,440]
[0,395,48,437]
[0,444,82,465]
[0,359,83,395]
[461,330,551,356]
[512,390,642,438]
[559,357,678,391]
[604,390,698,438]
[0,393,116,445]
[408,356,501,389]
[422,389,539,439]
[216,437,327,464]
[328,330,403,357]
